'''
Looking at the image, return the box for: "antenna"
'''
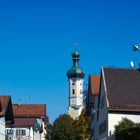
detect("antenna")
[25,96,31,104]
[18,99,22,106]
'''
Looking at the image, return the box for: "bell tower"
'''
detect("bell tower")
[67,50,85,120]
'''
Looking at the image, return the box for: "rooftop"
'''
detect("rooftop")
[103,67,140,110]
[12,104,46,117]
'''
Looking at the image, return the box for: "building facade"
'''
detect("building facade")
[6,104,48,140]
[89,67,140,140]
[67,50,85,120]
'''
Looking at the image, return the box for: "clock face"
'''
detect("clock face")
[72,99,75,104]
[70,99,75,105]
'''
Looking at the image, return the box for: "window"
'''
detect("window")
[16,129,20,135]
[16,129,26,136]
[72,82,75,86]
[22,130,26,135]
[72,89,75,94]
[7,129,13,135]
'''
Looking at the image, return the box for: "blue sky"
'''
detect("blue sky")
[0,0,140,123]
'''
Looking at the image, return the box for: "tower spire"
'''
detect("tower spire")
[67,48,85,120]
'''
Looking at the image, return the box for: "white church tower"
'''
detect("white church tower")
[67,50,85,120]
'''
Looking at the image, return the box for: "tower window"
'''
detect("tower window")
[72,89,75,94]
[72,82,75,85]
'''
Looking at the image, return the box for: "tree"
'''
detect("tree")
[73,109,91,140]
[51,114,77,140]
[50,110,91,140]
[6,135,9,140]
[114,117,140,140]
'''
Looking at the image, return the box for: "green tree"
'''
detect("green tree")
[73,109,91,140]
[6,135,9,140]
[114,117,140,140]
[51,114,77,140]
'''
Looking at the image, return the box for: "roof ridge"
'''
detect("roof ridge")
[103,67,136,71]
[13,104,46,105]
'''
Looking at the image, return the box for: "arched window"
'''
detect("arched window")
[72,89,75,94]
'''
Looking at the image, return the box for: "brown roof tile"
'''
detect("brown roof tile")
[103,67,140,110]
[13,118,36,127]
[90,75,100,95]
[12,104,46,117]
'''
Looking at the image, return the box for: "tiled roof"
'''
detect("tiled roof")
[90,75,100,95]
[0,96,10,116]
[13,118,36,127]
[0,96,14,124]
[86,75,100,115]
[12,104,46,117]
[103,67,140,110]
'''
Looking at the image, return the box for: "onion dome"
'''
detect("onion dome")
[67,51,85,79]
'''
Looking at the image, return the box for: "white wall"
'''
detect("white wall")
[108,113,140,136]
[6,127,35,140]
[41,121,47,140]
[0,117,5,140]
[6,118,47,140]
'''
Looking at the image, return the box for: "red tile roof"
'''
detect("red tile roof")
[90,75,100,95]
[0,96,14,124]
[12,104,46,117]
[0,96,10,116]
[13,118,36,127]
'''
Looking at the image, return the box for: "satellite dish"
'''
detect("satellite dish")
[130,61,135,68]
[132,45,139,51]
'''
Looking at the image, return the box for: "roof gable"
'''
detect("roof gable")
[0,96,14,124]
[0,96,10,116]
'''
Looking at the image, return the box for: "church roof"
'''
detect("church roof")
[67,51,85,79]
[103,67,140,111]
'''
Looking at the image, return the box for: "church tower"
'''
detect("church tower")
[67,50,85,120]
